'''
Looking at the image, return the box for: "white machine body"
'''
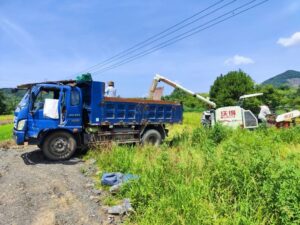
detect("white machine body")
[215,106,259,129]
[276,110,300,123]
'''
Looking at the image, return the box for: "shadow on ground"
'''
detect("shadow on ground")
[21,149,84,165]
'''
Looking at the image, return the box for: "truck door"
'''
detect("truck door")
[64,87,82,128]
[27,87,63,137]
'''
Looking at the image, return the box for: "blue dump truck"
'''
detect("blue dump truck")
[13,80,183,160]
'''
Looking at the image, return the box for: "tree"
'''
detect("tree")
[0,91,7,115]
[256,84,283,110]
[209,70,255,107]
[163,88,207,112]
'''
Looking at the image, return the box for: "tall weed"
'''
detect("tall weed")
[87,123,300,225]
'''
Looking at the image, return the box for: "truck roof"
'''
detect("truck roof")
[17,79,76,89]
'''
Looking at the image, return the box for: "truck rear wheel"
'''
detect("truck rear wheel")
[42,131,77,160]
[141,129,162,146]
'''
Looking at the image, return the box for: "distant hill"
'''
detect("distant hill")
[0,88,26,113]
[0,88,26,104]
[262,70,300,87]
[0,88,26,98]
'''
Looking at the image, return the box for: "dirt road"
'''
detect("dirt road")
[0,120,12,125]
[0,146,111,225]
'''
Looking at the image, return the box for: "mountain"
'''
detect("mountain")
[262,70,300,87]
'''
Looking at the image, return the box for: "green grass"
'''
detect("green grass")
[167,112,201,140]
[0,114,14,141]
[0,123,13,141]
[86,112,300,225]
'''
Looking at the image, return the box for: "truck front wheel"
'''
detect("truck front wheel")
[141,129,162,146]
[42,131,77,160]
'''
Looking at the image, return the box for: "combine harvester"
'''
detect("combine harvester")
[149,74,300,129]
[149,74,259,129]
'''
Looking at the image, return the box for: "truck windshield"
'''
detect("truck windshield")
[33,88,60,111]
[17,90,30,109]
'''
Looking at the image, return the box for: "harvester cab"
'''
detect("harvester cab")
[214,106,259,129]
[212,93,263,129]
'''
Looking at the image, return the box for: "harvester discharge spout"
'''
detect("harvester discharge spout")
[149,74,216,108]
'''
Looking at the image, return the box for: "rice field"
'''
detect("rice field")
[86,112,300,225]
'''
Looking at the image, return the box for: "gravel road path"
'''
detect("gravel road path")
[0,146,111,225]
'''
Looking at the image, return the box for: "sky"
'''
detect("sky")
[0,0,300,97]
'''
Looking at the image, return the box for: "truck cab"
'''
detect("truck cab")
[14,80,183,160]
[14,83,82,144]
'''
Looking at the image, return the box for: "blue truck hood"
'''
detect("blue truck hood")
[14,106,29,125]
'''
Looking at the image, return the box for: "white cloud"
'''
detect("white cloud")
[277,32,300,47]
[224,55,254,66]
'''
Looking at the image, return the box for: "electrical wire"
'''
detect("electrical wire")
[77,0,236,74]
[92,0,268,75]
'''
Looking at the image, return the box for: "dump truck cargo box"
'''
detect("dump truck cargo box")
[83,81,183,126]
[99,97,183,125]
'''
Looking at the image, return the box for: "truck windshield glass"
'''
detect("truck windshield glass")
[18,90,30,109]
[33,88,60,111]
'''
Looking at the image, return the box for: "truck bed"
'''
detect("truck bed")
[88,97,183,125]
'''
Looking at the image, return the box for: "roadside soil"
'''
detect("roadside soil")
[0,145,120,225]
[0,120,12,125]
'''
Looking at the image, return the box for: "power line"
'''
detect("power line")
[74,0,227,75]
[92,0,263,74]
[92,0,268,75]
[80,0,236,73]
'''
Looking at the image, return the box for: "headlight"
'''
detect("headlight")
[17,119,26,131]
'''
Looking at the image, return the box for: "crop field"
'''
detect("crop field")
[0,115,14,122]
[0,123,13,141]
[87,112,300,225]
[0,114,14,141]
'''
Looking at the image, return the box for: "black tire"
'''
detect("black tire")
[141,129,162,146]
[42,131,77,160]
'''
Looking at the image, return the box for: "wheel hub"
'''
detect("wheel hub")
[147,135,157,144]
[52,138,68,153]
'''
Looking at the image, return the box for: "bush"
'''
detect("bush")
[0,91,7,115]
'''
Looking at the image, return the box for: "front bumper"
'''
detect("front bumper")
[13,129,25,145]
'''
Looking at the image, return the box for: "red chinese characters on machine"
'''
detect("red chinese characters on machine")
[220,110,237,119]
